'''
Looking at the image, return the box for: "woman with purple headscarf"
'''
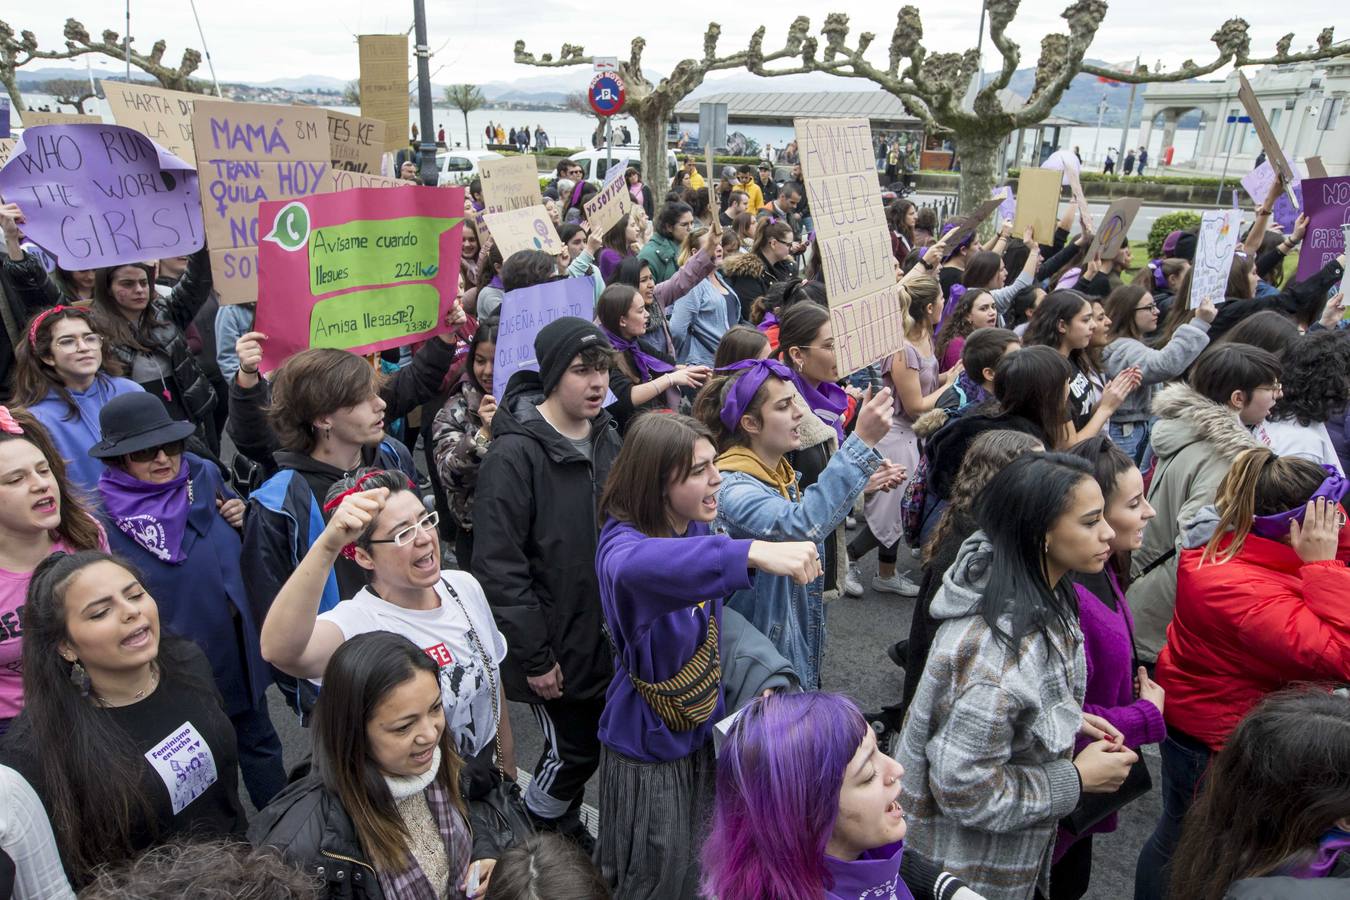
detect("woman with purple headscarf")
[702,691,981,900]
[90,391,284,810]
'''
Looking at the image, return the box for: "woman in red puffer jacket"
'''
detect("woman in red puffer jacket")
[1135,447,1350,900]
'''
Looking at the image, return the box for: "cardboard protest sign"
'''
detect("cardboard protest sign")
[253,185,464,373]
[1306,157,1328,180]
[0,139,13,167]
[796,117,900,375]
[1297,176,1350,281]
[327,110,385,174]
[0,124,202,270]
[330,169,412,191]
[1085,198,1142,261]
[1190,209,1240,309]
[944,197,1004,253]
[480,155,541,214]
[1237,72,1297,200]
[191,100,332,304]
[359,34,410,153]
[102,81,206,165]
[1013,167,1061,244]
[583,173,634,238]
[493,279,597,401]
[1067,171,1094,231]
[482,205,562,257]
[21,111,101,127]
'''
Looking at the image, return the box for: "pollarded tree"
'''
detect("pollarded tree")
[744,3,1347,215]
[514,21,811,189]
[41,78,97,113]
[445,84,486,150]
[0,21,82,113]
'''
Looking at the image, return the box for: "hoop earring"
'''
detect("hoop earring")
[69,659,91,697]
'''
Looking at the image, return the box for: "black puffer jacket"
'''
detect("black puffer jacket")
[470,370,621,702]
[100,245,216,425]
[723,251,796,323]
[0,250,58,401]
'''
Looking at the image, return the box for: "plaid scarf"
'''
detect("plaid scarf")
[375,779,472,900]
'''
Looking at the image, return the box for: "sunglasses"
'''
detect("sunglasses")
[126,439,185,463]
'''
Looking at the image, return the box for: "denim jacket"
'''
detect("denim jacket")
[715,432,881,689]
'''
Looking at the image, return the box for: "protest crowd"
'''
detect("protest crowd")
[0,93,1346,900]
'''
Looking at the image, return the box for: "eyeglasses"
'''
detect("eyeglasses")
[126,439,185,463]
[1135,304,1159,313]
[367,510,439,547]
[53,334,104,351]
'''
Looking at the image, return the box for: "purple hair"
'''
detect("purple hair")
[700,692,870,900]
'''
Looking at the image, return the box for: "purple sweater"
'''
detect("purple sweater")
[824,842,916,900]
[1055,567,1167,860]
[595,517,753,762]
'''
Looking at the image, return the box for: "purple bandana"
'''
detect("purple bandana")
[602,327,675,383]
[98,462,192,564]
[939,283,967,326]
[1252,466,1349,539]
[1148,259,1167,291]
[940,222,973,262]
[1283,828,1350,879]
[789,368,849,443]
[756,311,779,334]
[717,358,793,432]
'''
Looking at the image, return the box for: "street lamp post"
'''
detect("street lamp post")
[412,0,438,185]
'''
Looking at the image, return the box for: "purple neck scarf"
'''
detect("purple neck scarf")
[98,462,192,564]
[789,368,849,443]
[757,311,779,334]
[823,841,915,900]
[1252,466,1348,539]
[1282,828,1350,879]
[717,358,794,431]
[955,368,991,408]
[603,327,674,383]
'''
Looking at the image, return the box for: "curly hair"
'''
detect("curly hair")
[80,840,321,900]
[923,429,1044,563]
[934,288,993,363]
[1268,330,1350,426]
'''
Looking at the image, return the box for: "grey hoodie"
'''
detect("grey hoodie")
[898,533,1085,900]
[1101,319,1211,425]
[1126,382,1260,660]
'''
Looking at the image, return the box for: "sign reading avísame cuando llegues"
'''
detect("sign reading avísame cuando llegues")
[1297,176,1350,282]
[191,99,332,304]
[0,124,203,270]
[253,185,465,374]
[796,116,900,376]
[493,279,599,401]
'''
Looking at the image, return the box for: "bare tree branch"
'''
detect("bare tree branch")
[1079,21,1344,83]
[60,18,203,91]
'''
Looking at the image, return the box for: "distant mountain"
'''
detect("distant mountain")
[257,74,348,92]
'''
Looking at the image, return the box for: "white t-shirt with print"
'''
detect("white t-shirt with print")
[317,570,508,758]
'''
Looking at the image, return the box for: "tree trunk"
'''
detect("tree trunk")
[1,74,24,120]
[462,111,471,151]
[953,130,1005,236]
[636,107,669,196]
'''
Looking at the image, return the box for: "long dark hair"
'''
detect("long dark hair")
[12,307,126,418]
[1024,290,1091,358]
[1170,689,1350,900]
[465,318,500,395]
[90,263,159,355]
[311,632,464,873]
[961,251,1002,290]
[934,288,993,362]
[713,325,769,369]
[9,551,211,884]
[1064,434,1137,577]
[974,453,1093,657]
[601,213,632,258]
[0,407,104,548]
[600,413,714,537]
[992,346,1073,448]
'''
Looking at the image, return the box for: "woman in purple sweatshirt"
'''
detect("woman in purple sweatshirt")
[1058,435,1168,899]
[593,412,819,900]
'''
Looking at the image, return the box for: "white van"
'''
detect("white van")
[435,149,504,186]
[571,146,679,184]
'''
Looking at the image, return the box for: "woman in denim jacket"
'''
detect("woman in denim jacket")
[693,357,904,689]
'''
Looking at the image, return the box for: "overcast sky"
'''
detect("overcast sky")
[14,2,1345,88]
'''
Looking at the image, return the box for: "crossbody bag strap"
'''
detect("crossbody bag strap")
[440,577,504,776]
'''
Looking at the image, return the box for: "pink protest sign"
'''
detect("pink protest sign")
[1296,176,1350,282]
[254,186,464,373]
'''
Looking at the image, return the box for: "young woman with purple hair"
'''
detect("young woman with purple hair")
[702,691,981,900]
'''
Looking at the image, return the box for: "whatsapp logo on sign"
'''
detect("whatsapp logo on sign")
[264,201,311,252]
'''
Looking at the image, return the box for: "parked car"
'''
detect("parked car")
[435,149,504,186]
[571,146,679,185]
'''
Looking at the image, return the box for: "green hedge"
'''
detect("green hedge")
[1004,168,1227,188]
[1147,212,1202,258]
[539,147,583,157]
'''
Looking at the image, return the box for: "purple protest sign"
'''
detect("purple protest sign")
[1241,156,1302,232]
[1297,176,1350,282]
[994,185,1016,224]
[0,124,202,269]
[493,277,600,401]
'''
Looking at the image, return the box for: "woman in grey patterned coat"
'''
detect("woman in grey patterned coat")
[432,319,498,566]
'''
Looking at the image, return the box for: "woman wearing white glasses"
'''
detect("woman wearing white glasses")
[261,468,516,792]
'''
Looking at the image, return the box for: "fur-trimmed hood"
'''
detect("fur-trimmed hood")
[1150,383,1260,463]
[722,251,767,279]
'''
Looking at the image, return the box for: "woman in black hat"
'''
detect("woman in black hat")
[90,392,285,809]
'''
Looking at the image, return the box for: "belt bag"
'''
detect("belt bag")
[624,615,722,732]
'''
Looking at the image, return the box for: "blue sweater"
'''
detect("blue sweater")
[595,518,753,762]
[29,376,143,494]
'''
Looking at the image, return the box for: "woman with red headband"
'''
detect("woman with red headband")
[260,467,518,853]
[12,306,143,493]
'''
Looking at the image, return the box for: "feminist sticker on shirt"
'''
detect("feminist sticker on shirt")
[144,721,218,815]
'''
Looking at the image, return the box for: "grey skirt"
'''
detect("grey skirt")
[595,742,716,900]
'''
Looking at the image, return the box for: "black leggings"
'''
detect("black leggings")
[847,524,899,566]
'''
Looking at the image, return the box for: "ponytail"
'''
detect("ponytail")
[1204,448,1330,564]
